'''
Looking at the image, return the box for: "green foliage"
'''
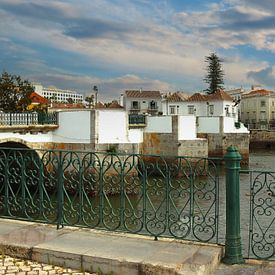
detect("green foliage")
[67,97,74,104]
[107,145,118,153]
[0,71,33,112]
[85,94,94,108]
[204,53,224,94]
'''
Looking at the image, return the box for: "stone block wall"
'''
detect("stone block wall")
[198,133,249,164]
[178,139,208,158]
[250,130,275,149]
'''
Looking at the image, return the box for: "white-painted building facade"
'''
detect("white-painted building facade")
[161,92,189,115]
[122,90,162,115]
[34,84,83,103]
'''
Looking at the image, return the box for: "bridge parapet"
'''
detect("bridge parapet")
[0,112,58,133]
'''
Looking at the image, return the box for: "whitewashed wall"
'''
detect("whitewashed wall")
[145,116,172,133]
[128,128,143,143]
[97,110,129,143]
[197,117,220,133]
[0,132,53,143]
[52,111,91,143]
[178,116,196,140]
[223,117,249,133]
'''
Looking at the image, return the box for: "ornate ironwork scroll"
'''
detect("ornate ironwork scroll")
[0,147,220,243]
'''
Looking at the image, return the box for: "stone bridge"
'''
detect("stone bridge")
[250,129,275,149]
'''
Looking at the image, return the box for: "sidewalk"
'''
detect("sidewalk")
[0,218,223,274]
[0,218,274,275]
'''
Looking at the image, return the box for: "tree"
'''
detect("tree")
[204,53,224,94]
[67,98,74,104]
[85,95,94,108]
[0,71,33,112]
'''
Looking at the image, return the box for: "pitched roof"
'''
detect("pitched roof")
[31,92,48,104]
[95,102,105,109]
[186,90,233,102]
[186,93,207,102]
[208,89,233,101]
[125,90,161,98]
[107,100,123,109]
[243,89,275,98]
[166,92,189,102]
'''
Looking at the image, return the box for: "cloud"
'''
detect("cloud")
[174,3,275,52]
[27,73,173,101]
[0,0,274,94]
[64,18,132,39]
[247,66,275,87]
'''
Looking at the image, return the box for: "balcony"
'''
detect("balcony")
[259,119,267,124]
[129,105,140,114]
[148,106,158,115]
[128,114,146,127]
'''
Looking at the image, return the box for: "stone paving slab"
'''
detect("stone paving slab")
[214,261,275,275]
[0,218,224,274]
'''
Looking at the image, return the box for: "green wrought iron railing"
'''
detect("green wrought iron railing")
[240,170,275,261]
[0,147,220,243]
[128,114,146,125]
[0,112,58,126]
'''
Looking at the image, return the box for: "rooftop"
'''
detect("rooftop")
[166,92,189,102]
[242,89,275,98]
[30,92,48,104]
[186,90,233,102]
[125,90,161,98]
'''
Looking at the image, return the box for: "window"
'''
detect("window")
[208,105,214,116]
[188,105,195,115]
[261,100,266,107]
[131,101,139,109]
[272,111,275,120]
[170,106,176,115]
[225,105,230,116]
[149,100,157,110]
[260,111,266,120]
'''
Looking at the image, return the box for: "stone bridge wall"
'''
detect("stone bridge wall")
[250,130,275,149]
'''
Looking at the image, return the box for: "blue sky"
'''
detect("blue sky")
[0,0,275,101]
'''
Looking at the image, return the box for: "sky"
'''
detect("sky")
[0,0,275,101]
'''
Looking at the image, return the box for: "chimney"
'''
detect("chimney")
[120,93,124,107]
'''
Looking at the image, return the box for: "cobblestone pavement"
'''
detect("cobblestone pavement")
[0,255,97,275]
[214,262,275,275]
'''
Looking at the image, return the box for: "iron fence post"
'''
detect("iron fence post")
[57,151,64,229]
[223,146,244,264]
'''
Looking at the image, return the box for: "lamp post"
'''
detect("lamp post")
[93,85,98,105]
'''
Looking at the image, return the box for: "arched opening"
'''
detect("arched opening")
[0,141,30,149]
[0,141,50,220]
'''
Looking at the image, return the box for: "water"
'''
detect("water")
[249,148,275,170]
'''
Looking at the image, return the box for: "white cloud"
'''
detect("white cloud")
[0,0,274,94]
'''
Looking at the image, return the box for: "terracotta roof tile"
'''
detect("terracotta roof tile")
[125,90,161,98]
[186,93,207,102]
[243,89,275,98]
[167,92,189,102]
[107,100,123,109]
[95,102,105,109]
[186,90,233,102]
[208,89,233,101]
[31,92,48,104]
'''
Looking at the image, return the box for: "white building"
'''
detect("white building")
[182,89,238,120]
[241,89,275,129]
[122,90,162,115]
[34,84,83,103]
[162,92,190,115]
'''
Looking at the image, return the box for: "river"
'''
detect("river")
[249,148,275,170]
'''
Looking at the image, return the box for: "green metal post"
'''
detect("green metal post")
[223,146,244,264]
